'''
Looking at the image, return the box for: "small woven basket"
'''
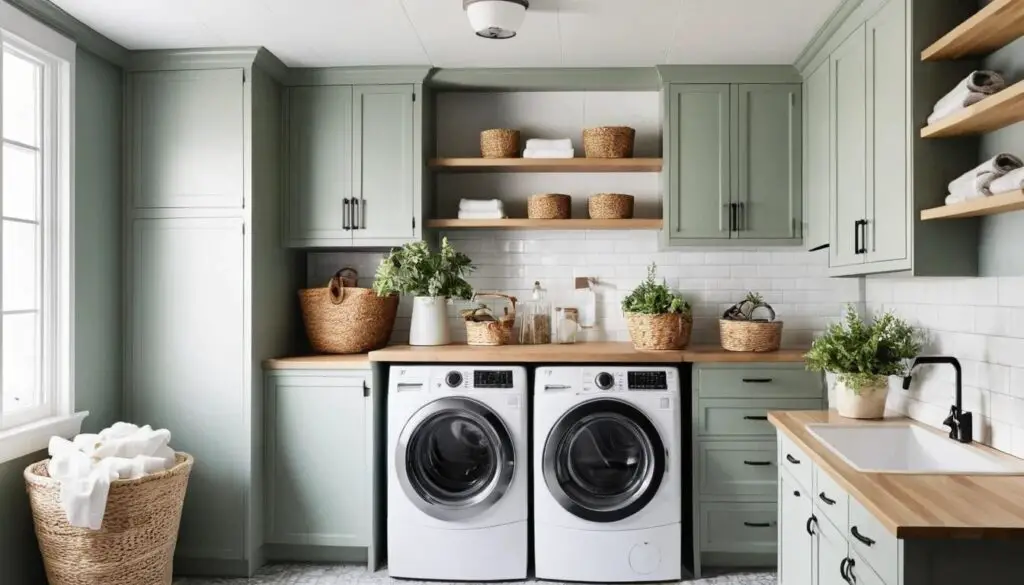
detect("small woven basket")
[589,193,634,219]
[583,126,635,158]
[625,312,692,350]
[299,268,399,354]
[24,453,194,585]
[464,293,517,346]
[720,320,783,352]
[528,194,571,219]
[480,129,520,158]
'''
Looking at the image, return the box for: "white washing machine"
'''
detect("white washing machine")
[388,365,528,581]
[534,366,682,583]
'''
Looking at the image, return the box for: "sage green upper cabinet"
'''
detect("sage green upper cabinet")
[132,69,244,209]
[736,84,802,240]
[803,61,830,252]
[285,86,354,247]
[829,26,868,270]
[352,85,417,244]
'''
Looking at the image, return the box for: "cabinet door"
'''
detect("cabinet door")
[865,0,908,265]
[736,84,802,240]
[352,85,416,243]
[129,217,246,560]
[779,471,813,585]
[131,69,244,209]
[816,507,851,585]
[285,85,353,247]
[667,84,732,241]
[804,61,831,251]
[829,27,868,269]
[265,373,371,547]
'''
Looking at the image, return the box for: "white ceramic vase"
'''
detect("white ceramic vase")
[834,375,889,419]
[409,296,450,346]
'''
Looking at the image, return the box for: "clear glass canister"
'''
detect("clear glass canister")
[518,281,551,344]
[554,307,580,344]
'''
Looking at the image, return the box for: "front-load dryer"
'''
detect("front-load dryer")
[534,366,682,583]
[388,365,528,581]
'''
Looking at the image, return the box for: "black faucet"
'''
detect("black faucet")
[902,356,972,444]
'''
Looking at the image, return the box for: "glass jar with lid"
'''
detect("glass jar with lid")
[518,281,551,344]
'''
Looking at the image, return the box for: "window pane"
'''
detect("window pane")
[2,220,39,312]
[2,143,39,221]
[2,311,40,414]
[2,50,41,147]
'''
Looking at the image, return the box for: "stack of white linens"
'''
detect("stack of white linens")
[945,153,1024,205]
[458,198,505,219]
[523,138,574,159]
[928,71,1006,125]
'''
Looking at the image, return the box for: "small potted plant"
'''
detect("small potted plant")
[720,292,783,352]
[373,238,474,346]
[805,306,921,419]
[622,264,692,350]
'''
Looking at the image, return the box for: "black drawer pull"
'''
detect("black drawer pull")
[819,492,837,506]
[742,378,774,383]
[743,460,772,466]
[743,521,772,528]
[851,526,875,546]
[743,415,769,421]
[786,453,801,464]
[806,515,817,536]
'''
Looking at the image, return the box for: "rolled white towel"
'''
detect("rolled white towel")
[525,138,572,151]
[459,198,504,212]
[457,210,505,220]
[523,148,575,159]
[947,153,1022,198]
[989,167,1024,195]
[947,171,998,204]
[929,71,1006,124]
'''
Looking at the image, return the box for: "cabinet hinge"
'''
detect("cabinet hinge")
[362,381,369,397]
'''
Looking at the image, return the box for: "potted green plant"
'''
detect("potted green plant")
[805,306,921,419]
[373,238,474,346]
[622,264,692,350]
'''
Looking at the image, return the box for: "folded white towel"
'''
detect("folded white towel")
[525,138,572,151]
[459,198,504,212]
[947,153,1023,200]
[928,71,1006,124]
[457,210,505,220]
[989,167,1024,195]
[523,148,575,159]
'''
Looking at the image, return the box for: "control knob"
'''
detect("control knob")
[595,372,615,390]
[445,371,463,388]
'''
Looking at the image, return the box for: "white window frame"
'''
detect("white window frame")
[0,0,85,464]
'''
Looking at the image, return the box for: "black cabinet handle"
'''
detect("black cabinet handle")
[786,453,801,464]
[819,492,837,506]
[840,558,851,583]
[342,198,351,230]
[854,219,868,254]
[859,219,868,254]
[730,203,738,232]
[806,515,817,536]
[743,460,772,466]
[853,220,859,254]
[742,378,774,383]
[847,557,857,583]
[851,526,875,546]
[351,198,360,229]
[743,415,769,421]
[743,521,772,528]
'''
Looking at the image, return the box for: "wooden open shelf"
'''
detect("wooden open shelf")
[428,157,663,172]
[920,190,1024,220]
[920,80,1024,138]
[426,218,663,230]
[922,0,1024,61]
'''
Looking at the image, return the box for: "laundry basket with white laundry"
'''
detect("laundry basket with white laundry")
[23,422,193,585]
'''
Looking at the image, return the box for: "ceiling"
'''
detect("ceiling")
[51,0,843,68]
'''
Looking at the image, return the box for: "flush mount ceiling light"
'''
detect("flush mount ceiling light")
[464,0,530,39]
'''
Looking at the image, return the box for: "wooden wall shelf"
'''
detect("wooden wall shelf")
[920,80,1024,138]
[920,190,1024,220]
[426,218,663,230]
[922,0,1024,61]
[428,158,663,172]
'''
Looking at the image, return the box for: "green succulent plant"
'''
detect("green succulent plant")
[621,264,691,317]
[372,237,474,299]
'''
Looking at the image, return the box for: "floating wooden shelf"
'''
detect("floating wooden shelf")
[922,0,1024,61]
[920,190,1024,220]
[428,157,663,172]
[920,80,1024,138]
[426,218,663,230]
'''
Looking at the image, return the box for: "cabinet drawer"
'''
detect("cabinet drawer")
[850,551,889,585]
[699,502,778,553]
[814,465,849,533]
[849,499,898,585]
[698,367,824,398]
[698,398,822,436]
[778,432,813,492]
[698,441,778,499]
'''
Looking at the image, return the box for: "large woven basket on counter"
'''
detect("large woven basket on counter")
[464,293,517,346]
[625,312,692,350]
[528,193,571,219]
[480,128,520,158]
[24,453,194,585]
[588,193,634,219]
[299,268,399,354]
[719,298,782,352]
[583,126,635,158]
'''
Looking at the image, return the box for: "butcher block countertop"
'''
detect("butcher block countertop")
[770,410,1024,540]
[368,342,809,363]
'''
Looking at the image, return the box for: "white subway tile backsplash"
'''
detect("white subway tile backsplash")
[998,277,1024,307]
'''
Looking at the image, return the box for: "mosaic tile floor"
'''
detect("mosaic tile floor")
[173,564,776,585]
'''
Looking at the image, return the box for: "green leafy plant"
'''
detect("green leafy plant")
[372,237,474,299]
[805,306,921,392]
[722,292,776,322]
[622,264,691,317]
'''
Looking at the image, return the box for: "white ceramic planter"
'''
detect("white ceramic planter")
[409,296,450,346]
[834,376,889,419]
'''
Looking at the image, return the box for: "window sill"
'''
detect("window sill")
[0,412,88,465]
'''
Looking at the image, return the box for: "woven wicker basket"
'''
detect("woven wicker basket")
[583,126,635,158]
[299,269,399,354]
[719,320,783,352]
[528,194,571,219]
[24,453,194,585]
[589,193,634,219]
[464,293,517,346]
[480,129,520,158]
[625,312,692,350]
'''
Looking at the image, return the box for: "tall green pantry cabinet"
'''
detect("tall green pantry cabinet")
[124,49,302,577]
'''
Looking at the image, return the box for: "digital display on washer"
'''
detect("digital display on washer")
[628,371,668,390]
[473,370,514,389]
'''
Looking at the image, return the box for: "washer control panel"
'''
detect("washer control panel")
[567,367,678,393]
[627,371,668,390]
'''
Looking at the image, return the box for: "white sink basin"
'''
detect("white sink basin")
[806,423,1024,475]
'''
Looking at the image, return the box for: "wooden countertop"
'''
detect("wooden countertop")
[263,354,370,370]
[770,410,1024,540]
[368,342,809,363]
